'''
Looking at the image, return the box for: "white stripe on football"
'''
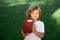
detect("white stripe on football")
[27,20,33,22]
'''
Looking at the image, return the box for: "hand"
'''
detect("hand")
[26,33,29,36]
[32,25,36,32]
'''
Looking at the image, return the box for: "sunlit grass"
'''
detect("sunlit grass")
[28,1,45,5]
[51,8,60,26]
[4,0,46,6]
[4,0,27,6]
[8,2,27,6]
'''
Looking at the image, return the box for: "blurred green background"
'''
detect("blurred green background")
[0,0,60,40]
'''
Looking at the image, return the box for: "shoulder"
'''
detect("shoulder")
[37,20,44,24]
[34,20,44,25]
[37,20,45,28]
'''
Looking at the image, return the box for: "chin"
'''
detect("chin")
[33,18,37,20]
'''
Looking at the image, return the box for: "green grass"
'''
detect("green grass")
[0,0,60,40]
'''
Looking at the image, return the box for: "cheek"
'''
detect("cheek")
[36,14,39,18]
[30,14,34,18]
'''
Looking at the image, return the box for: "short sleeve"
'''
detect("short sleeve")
[34,21,45,33]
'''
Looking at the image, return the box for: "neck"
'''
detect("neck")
[33,19,38,22]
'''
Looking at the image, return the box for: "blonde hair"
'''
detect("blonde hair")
[25,4,41,17]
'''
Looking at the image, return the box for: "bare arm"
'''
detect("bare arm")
[32,26,44,38]
[21,29,31,38]
[33,31,44,38]
[21,29,25,38]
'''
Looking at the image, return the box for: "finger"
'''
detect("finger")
[26,33,29,35]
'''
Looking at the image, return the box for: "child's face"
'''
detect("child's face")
[30,9,40,21]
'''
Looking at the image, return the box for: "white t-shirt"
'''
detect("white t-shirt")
[24,20,45,40]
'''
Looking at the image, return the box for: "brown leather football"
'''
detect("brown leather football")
[22,15,33,35]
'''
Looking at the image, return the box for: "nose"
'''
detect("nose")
[34,14,37,17]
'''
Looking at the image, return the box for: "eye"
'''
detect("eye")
[36,13,39,14]
[32,13,34,14]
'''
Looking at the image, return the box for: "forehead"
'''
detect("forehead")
[31,9,40,13]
